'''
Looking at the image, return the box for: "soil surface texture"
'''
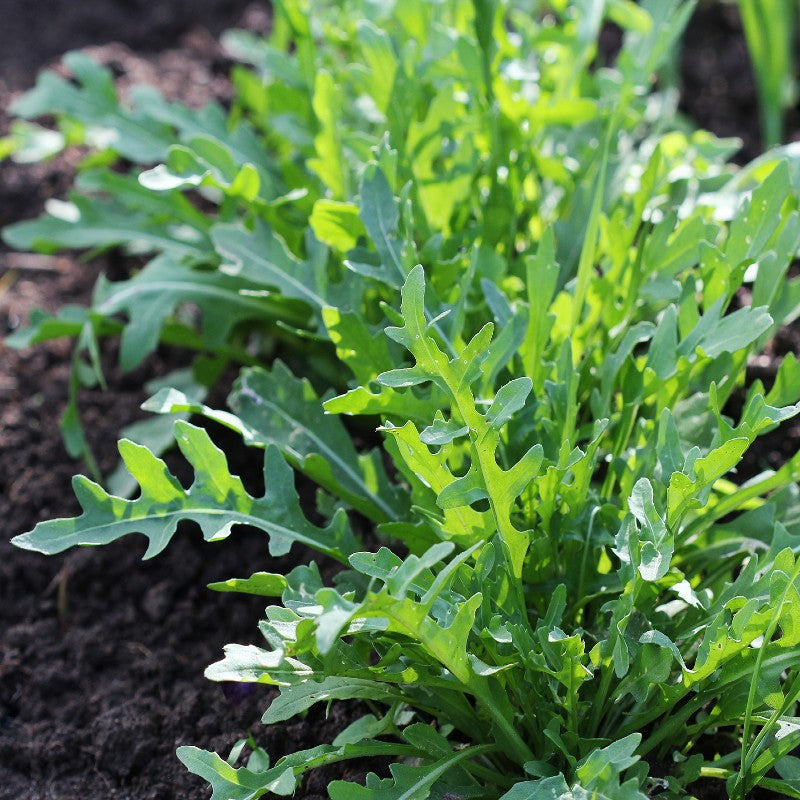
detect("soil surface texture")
[0,3,798,800]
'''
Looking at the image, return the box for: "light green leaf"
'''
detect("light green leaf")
[628,479,672,582]
[315,582,482,685]
[419,417,470,445]
[382,421,494,546]
[263,677,404,724]
[667,437,749,524]
[324,384,440,426]
[354,20,397,113]
[308,70,349,199]
[229,363,404,522]
[177,747,295,800]
[310,199,366,251]
[208,572,288,596]
[485,378,532,430]
[12,423,357,562]
[323,306,394,384]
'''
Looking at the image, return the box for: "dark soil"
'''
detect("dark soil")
[0,3,798,800]
[0,0,269,89]
[679,3,762,164]
[679,3,800,165]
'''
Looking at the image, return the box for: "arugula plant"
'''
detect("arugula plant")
[10,1,800,799]
[4,0,721,483]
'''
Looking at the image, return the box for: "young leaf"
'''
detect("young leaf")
[11,51,174,162]
[12,422,357,562]
[229,363,405,522]
[208,573,288,597]
[310,199,366,252]
[93,255,298,371]
[628,479,672,582]
[262,677,404,724]
[213,221,346,319]
[485,378,533,430]
[358,164,407,288]
[177,747,295,800]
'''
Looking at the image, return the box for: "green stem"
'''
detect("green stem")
[471,681,536,766]
[736,557,800,799]
[679,462,798,544]
[700,766,731,781]
[571,132,611,333]
[638,698,705,757]
[571,83,631,333]
[601,401,640,501]
[702,767,800,800]
[745,669,800,770]
[573,507,600,624]
[586,657,615,739]
[463,757,514,789]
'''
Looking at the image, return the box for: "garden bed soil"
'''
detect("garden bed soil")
[0,3,798,799]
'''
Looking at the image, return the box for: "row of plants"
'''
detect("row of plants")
[7,1,800,798]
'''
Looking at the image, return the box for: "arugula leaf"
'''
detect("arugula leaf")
[3,193,212,261]
[177,747,295,800]
[11,51,174,162]
[229,363,405,522]
[212,221,342,318]
[94,255,301,370]
[12,422,357,562]
[262,677,404,724]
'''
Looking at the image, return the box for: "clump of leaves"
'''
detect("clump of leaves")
[3,0,722,483]
[10,1,800,799]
